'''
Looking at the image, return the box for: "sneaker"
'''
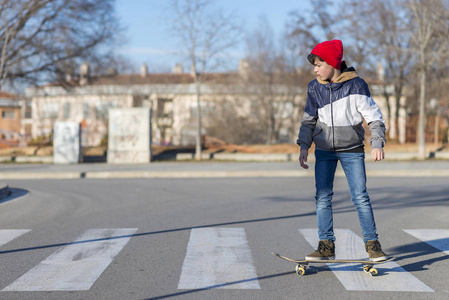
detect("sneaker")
[365,240,388,262]
[305,240,335,260]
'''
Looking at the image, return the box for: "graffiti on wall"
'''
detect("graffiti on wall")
[53,122,80,164]
[108,108,151,163]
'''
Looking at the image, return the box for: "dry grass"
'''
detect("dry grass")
[0,142,446,157]
[206,142,447,154]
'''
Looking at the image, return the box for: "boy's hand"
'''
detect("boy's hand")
[299,149,309,169]
[371,148,385,161]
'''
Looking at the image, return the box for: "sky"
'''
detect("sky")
[114,0,309,73]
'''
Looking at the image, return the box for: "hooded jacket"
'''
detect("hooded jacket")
[297,67,386,152]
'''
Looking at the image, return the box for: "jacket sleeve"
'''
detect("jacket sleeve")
[355,80,386,149]
[297,82,318,150]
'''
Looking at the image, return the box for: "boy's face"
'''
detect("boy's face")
[313,58,335,81]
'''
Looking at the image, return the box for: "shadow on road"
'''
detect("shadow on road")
[263,183,449,214]
[389,238,449,272]
[0,188,29,205]
[0,212,316,255]
[144,271,293,300]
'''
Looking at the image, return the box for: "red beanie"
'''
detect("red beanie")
[311,40,343,69]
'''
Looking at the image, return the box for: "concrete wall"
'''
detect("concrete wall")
[53,121,81,164]
[107,108,152,164]
[31,94,133,146]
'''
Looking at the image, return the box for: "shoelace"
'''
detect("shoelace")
[367,241,381,252]
[318,241,333,253]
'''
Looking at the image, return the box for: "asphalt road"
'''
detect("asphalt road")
[0,174,448,299]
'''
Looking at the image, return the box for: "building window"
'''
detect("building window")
[1,110,15,119]
[63,103,71,119]
[82,102,90,119]
[157,98,173,118]
[189,101,215,119]
[274,102,293,119]
[43,103,59,119]
[24,109,32,119]
[95,101,117,120]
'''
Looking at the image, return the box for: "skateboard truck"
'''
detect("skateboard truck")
[295,261,379,276]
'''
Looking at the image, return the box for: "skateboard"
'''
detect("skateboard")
[272,252,394,276]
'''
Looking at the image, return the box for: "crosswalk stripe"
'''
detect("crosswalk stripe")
[300,228,434,292]
[178,227,260,289]
[0,230,30,247]
[2,228,137,291]
[404,230,449,255]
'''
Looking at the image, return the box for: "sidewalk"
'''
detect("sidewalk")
[2,147,449,164]
[1,160,449,180]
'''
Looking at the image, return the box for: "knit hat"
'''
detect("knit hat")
[311,40,343,69]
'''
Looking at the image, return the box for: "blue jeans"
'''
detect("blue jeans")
[314,149,378,243]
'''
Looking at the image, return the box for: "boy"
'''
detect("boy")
[297,39,388,261]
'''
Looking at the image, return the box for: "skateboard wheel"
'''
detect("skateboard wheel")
[369,268,378,276]
[295,265,306,276]
[363,266,371,273]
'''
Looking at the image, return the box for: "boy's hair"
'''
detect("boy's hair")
[307,53,323,65]
[308,53,348,71]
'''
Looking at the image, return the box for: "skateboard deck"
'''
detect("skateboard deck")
[272,252,394,276]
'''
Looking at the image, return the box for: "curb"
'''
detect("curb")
[176,153,295,161]
[1,151,449,164]
[1,169,449,180]
[176,152,449,161]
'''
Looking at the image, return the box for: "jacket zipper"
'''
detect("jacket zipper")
[329,84,335,150]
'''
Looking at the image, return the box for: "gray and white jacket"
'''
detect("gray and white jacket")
[297,68,386,152]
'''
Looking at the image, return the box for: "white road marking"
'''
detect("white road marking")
[0,230,30,247]
[178,227,260,289]
[404,230,449,255]
[2,228,137,291]
[299,228,434,292]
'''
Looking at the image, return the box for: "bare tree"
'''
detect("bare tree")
[340,0,414,142]
[0,0,123,89]
[372,0,413,142]
[244,17,277,143]
[168,0,242,159]
[407,0,449,159]
[287,0,338,62]
[287,0,449,155]
[243,17,303,144]
[205,96,266,144]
